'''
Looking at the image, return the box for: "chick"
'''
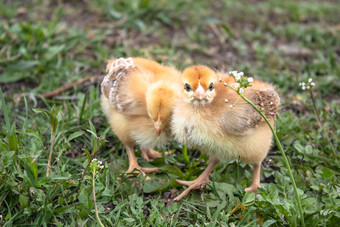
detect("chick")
[101,57,180,179]
[171,65,280,201]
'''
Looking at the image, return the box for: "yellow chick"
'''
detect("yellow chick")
[171,65,280,201]
[101,57,180,179]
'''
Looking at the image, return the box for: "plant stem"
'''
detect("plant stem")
[239,93,305,227]
[92,172,105,227]
[62,146,101,199]
[309,89,337,160]
[46,131,55,177]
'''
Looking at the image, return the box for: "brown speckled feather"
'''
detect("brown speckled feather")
[101,58,146,114]
[214,74,280,135]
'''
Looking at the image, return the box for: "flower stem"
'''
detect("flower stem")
[309,89,337,160]
[46,131,55,177]
[239,93,305,227]
[92,172,105,227]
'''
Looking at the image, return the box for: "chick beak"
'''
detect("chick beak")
[155,114,162,136]
[194,83,207,100]
[155,120,162,136]
[195,92,207,100]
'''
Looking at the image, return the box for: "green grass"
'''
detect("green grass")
[1,0,339,226]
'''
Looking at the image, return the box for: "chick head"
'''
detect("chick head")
[181,65,217,106]
[146,82,176,136]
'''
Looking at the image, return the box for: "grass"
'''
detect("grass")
[1,0,339,226]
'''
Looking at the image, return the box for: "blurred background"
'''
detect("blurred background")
[1,0,339,95]
[0,0,339,226]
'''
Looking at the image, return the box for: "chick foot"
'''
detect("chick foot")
[125,163,159,181]
[174,158,219,201]
[120,143,158,181]
[140,148,173,162]
[174,177,211,201]
[245,184,260,194]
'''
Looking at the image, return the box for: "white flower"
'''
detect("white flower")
[248,77,253,82]
[224,82,228,86]
[307,85,310,89]
[230,104,234,108]
[235,74,241,81]
[311,82,315,87]
[308,78,313,82]
[229,71,237,75]
[239,88,244,93]
[219,78,223,82]
[302,85,306,90]
[225,98,229,103]
[234,83,240,88]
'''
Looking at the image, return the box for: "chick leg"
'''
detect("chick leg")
[140,148,174,162]
[174,158,220,201]
[124,143,159,181]
[245,163,261,193]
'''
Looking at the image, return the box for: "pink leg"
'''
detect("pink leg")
[140,147,174,162]
[245,163,261,193]
[174,158,219,201]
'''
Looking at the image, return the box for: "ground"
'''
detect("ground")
[0,0,339,226]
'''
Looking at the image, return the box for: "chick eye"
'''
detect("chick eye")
[208,82,214,91]
[184,83,191,92]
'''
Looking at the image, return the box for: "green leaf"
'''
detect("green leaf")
[302,197,318,214]
[8,123,18,152]
[294,143,304,153]
[33,108,52,119]
[262,219,276,227]
[19,194,29,208]
[143,177,177,193]
[78,187,89,206]
[221,24,233,36]
[67,131,84,142]
[159,165,184,178]
[5,60,39,71]
[22,160,37,188]
[45,45,64,59]
[320,168,334,181]
[0,87,10,131]
[182,145,190,165]
[242,191,256,206]
[214,182,238,198]
[212,200,227,221]
[54,205,76,215]
[0,71,29,83]
[82,148,91,163]
[79,94,87,122]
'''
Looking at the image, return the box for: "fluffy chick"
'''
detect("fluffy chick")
[101,57,180,179]
[172,65,280,200]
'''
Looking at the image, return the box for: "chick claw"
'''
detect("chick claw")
[174,178,211,201]
[121,164,159,181]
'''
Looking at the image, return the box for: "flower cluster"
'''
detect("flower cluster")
[227,71,253,93]
[90,158,104,175]
[219,70,255,108]
[299,78,316,90]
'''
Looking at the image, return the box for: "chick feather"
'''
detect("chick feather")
[171,65,280,200]
[101,57,180,178]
